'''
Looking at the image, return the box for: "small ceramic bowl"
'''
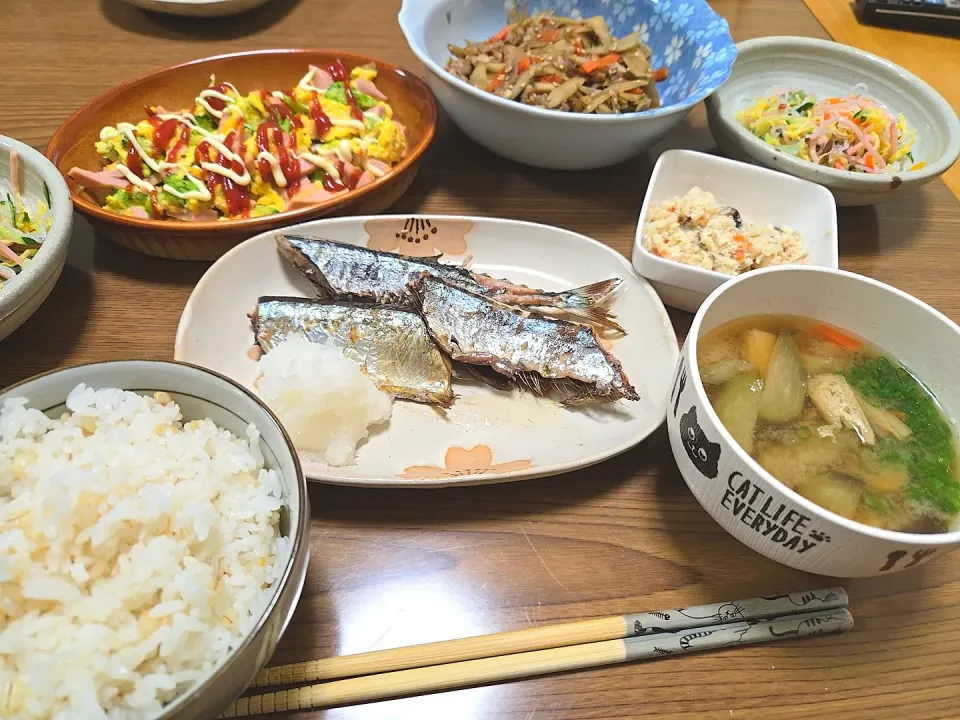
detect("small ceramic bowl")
[46,50,437,261]
[705,36,960,206]
[0,360,311,718]
[398,0,736,170]
[667,266,960,577]
[0,135,73,341]
[122,0,269,16]
[632,149,838,313]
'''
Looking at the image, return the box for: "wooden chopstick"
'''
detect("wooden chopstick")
[221,608,853,717]
[249,587,847,688]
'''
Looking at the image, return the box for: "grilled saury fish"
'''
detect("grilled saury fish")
[277,234,624,332]
[410,276,638,405]
[252,297,454,406]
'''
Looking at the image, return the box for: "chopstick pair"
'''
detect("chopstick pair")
[220,588,851,717]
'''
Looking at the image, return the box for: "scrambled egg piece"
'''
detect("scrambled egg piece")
[368,121,406,164]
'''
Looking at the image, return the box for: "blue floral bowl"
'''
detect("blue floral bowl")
[398,0,736,169]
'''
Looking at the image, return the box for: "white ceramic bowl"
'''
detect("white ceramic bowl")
[121,0,270,17]
[705,36,960,206]
[0,360,311,719]
[0,136,73,341]
[398,0,737,170]
[632,149,838,313]
[668,266,960,577]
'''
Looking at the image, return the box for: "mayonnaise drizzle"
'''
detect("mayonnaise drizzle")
[196,88,236,119]
[298,67,327,95]
[256,151,287,188]
[162,173,212,202]
[334,140,353,164]
[198,134,251,186]
[299,150,340,182]
[330,117,366,132]
[116,164,156,193]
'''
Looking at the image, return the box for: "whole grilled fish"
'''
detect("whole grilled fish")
[252,296,453,407]
[277,234,624,332]
[410,277,638,405]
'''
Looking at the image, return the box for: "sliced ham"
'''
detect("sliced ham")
[307,65,334,91]
[354,77,386,100]
[286,181,342,211]
[367,158,390,175]
[298,158,317,177]
[341,161,364,189]
[127,206,150,219]
[367,104,385,118]
[355,171,375,189]
[67,166,128,190]
[10,151,20,197]
[167,207,219,222]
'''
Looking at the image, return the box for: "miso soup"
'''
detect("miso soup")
[698,315,960,534]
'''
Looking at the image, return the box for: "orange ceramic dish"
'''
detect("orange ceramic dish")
[46,50,437,261]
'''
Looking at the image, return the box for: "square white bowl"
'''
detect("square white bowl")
[632,149,839,313]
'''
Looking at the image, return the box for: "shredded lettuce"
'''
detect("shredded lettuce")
[325,82,376,110]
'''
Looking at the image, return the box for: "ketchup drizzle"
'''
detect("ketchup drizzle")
[195,131,250,216]
[326,59,364,122]
[255,121,302,195]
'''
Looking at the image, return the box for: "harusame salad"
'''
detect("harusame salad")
[67,62,408,222]
[736,87,921,175]
[1,151,51,291]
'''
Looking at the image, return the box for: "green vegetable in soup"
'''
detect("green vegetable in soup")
[845,357,960,514]
[758,333,807,423]
[713,370,764,454]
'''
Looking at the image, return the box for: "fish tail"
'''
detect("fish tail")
[560,306,626,334]
[555,278,622,309]
[550,279,624,332]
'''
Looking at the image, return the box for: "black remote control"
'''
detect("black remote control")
[855,0,960,35]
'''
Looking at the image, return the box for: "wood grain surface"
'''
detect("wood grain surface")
[3,1,960,718]
[803,0,960,201]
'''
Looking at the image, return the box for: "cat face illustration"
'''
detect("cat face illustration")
[679,406,720,479]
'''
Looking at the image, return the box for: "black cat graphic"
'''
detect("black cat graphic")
[679,406,720,479]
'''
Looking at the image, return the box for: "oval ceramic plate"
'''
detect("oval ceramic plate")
[175,215,679,487]
[46,50,437,261]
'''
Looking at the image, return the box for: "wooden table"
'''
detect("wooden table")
[4,1,960,717]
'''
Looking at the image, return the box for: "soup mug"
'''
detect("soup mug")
[667,266,960,577]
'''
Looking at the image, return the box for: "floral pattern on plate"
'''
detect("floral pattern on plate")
[506,0,737,110]
[365,217,473,257]
[400,445,533,479]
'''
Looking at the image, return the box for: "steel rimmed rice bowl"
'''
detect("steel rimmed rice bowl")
[0,360,311,719]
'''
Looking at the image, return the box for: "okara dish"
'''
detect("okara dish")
[736,87,920,175]
[68,63,406,223]
[641,186,806,276]
[446,9,667,114]
[699,315,959,534]
[46,50,438,261]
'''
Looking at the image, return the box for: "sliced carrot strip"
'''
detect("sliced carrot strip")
[580,53,620,74]
[811,323,863,352]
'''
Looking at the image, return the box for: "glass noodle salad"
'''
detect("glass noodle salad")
[66,62,407,222]
[1,151,51,291]
[736,86,921,175]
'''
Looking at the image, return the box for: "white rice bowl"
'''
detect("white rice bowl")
[0,385,289,719]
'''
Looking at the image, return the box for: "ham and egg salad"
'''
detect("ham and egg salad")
[67,62,407,221]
